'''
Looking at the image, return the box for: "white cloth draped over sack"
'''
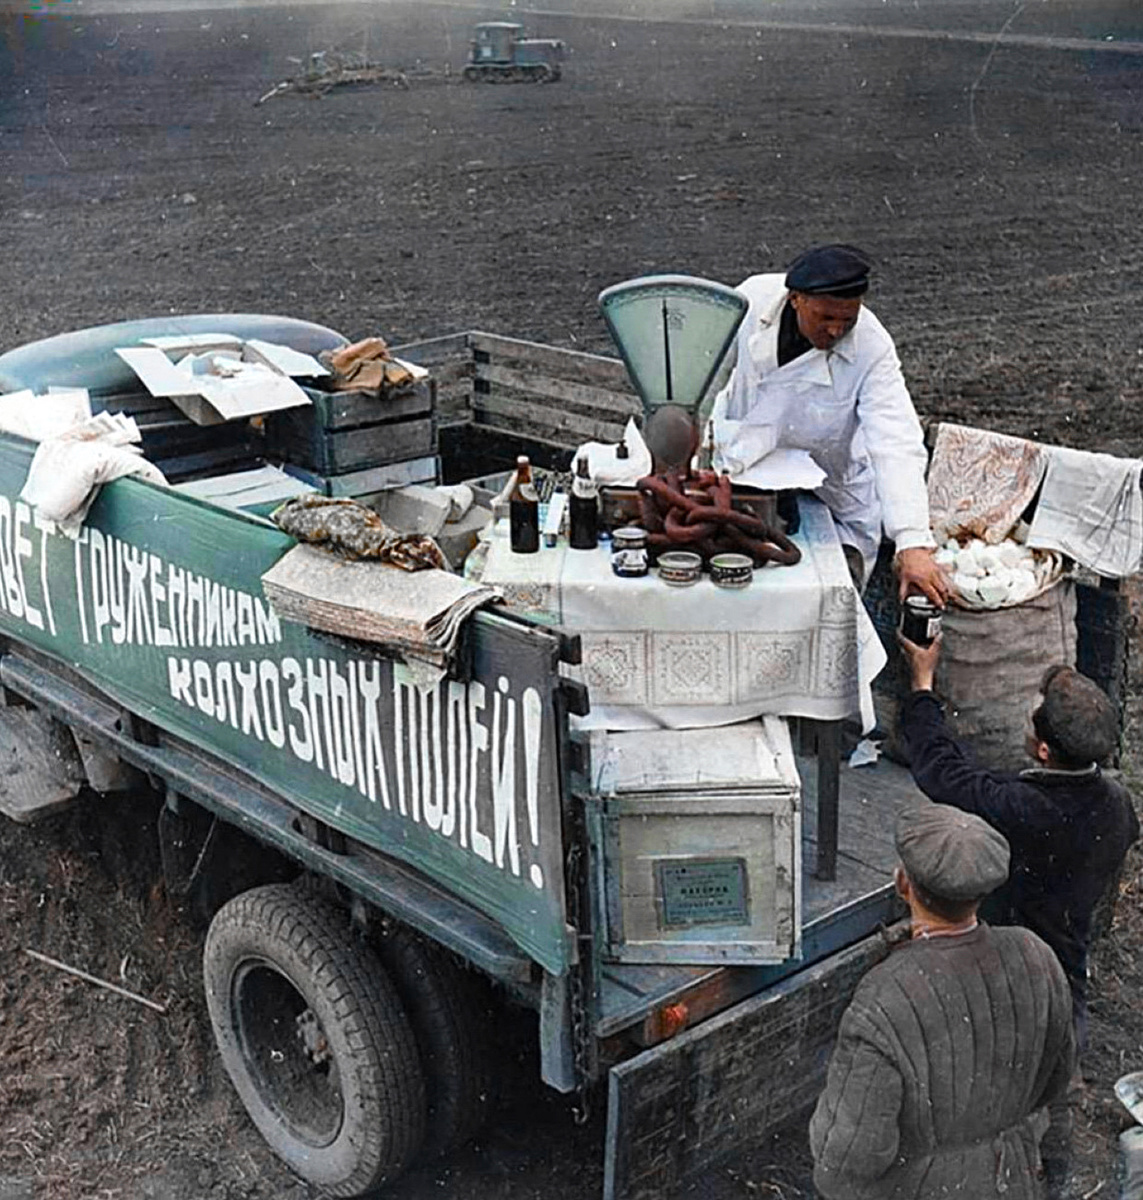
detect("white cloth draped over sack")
[1027,446,1143,579]
[20,411,167,538]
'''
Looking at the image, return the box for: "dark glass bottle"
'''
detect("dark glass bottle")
[568,455,598,550]
[509,455,540,554]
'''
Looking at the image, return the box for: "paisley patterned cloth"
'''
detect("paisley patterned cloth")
[926,422,1049,545]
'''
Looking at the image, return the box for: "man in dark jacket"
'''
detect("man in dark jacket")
[811,803,1075,1200]
[897,634,1139,1044]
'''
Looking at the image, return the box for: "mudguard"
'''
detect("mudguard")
[0,313,347,397]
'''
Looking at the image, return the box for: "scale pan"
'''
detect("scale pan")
[599,275,747,417]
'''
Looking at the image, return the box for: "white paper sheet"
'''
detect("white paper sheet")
[244,338,329,378]
[733,447,826,491]
[115,346,195,397]
[141,333,243,354]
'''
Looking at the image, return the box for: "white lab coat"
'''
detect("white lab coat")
[710,273,934,576]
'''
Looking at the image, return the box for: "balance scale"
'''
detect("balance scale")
[598,274,748,472]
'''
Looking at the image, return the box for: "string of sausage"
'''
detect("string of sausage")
[635,471,801,567]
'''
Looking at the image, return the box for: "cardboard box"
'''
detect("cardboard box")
[115,339,326,425]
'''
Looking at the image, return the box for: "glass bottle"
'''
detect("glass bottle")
[509,455,540,554]
[568,455,599,550]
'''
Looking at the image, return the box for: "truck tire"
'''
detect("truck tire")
[376,925,492,1156]
[203,884,426,1197]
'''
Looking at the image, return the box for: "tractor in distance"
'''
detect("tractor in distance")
[462,22,566,83]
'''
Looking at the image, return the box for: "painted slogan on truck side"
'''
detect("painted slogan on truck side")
[0,438,568,975]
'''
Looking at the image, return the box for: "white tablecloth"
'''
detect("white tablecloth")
[474,497,887,732]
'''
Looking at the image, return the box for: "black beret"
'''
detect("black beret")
[895,802,1010,901]
[784,244,872,297]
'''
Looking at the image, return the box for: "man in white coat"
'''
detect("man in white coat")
[710,244,947,603]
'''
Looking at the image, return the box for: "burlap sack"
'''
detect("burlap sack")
[933,579,1077,772]
[877,578,1076,772]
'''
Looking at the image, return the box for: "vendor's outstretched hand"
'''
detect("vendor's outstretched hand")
[896,630,942,692]
[895,546,949,606]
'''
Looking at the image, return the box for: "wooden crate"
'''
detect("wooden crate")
[395,331,640,451]
[580,717,801,966]
[265,381,436,473]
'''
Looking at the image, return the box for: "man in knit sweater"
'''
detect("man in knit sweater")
[896,634,1139,1045]
[810,803,1075,1200]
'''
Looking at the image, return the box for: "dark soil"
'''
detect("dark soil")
[2,2,1143,1197]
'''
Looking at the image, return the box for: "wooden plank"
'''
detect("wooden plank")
[138,420,255,450]
[439,422,575,483]
[264,382,433,434]
[813,719,841,881]
[421,360,473,388]
[282,455,440,497]
[801,756,921,873]
[391,331,471,365]
[604,930,891,1200]
[272,416,436,474]
[476,361,641,420]
[474,391,628,446]
[1075,582,1131,744]
[93,390,177,417]
[434,388,472,423]
[153,442,262,482]
[469,330,634,391]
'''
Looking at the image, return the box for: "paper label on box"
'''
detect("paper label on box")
[656,857,749,928]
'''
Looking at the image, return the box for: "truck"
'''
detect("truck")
[0,314,1129,1199]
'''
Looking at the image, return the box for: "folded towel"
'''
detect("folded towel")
[261,543,501,684]
[1028,446,1143,578]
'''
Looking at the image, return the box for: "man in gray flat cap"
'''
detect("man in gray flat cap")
[810,802,1075,1200]
[897,637,1139,1047]
[709,244,947,602]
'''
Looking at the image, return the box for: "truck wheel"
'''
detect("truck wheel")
[376,925,492,1156]
[203,885,426,1197]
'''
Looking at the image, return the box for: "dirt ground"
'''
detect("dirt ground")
[3,1,1143,1197]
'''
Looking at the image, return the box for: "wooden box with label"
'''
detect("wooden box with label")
[579,717,802,966]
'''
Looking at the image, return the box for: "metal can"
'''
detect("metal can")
[900,595,943,646]
[611,526,649,577]
[709,553,754,590]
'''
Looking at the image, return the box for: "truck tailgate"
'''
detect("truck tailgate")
[602,929,889,1200]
